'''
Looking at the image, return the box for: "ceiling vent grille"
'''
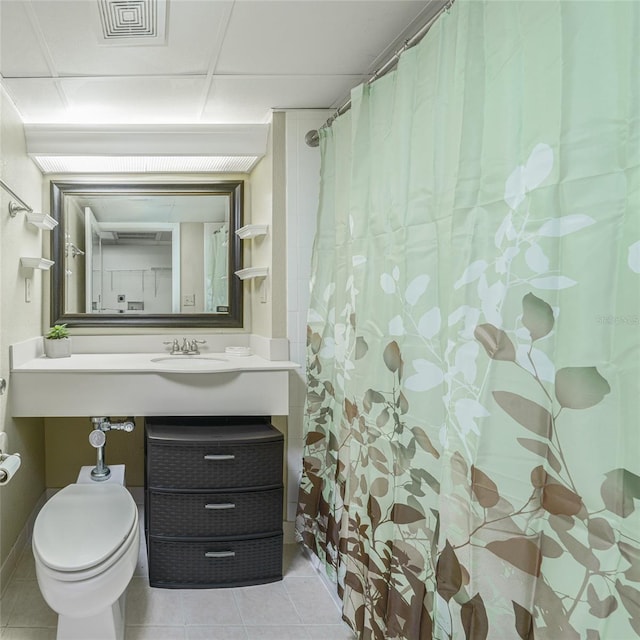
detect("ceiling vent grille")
[98,0,167,44]
[111,231,172,243]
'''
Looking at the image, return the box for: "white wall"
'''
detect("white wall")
[0,87,46,588]
[249,112,287,340]
[284,110,331,521]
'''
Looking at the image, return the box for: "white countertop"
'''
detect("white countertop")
[9,336,301,416]
[12,352,299,374]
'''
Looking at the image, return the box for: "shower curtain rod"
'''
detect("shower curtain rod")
[305,0,455,148]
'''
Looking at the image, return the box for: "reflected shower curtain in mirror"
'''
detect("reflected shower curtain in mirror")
[205,224,228,311]
[296,1,640,638]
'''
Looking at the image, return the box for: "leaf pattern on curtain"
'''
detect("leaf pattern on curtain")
[299,299,640,638]
[296,1,640,639]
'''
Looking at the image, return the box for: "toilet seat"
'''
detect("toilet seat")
[33,484,137,575]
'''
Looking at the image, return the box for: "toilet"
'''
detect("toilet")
[32,466,139,640]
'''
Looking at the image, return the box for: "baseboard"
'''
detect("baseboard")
[283,520,296,544]
[299,541,343,609]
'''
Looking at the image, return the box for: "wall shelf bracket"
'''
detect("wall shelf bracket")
[20,257,55,272]
[26,212,58,230]
[234,266,268,281]
[235,224,268,240]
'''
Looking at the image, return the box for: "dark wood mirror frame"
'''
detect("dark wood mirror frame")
[50,180,244,328]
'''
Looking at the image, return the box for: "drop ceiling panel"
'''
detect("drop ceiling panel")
[1,79,69,122]
[0,0,443,134]
[215,1,431,75]
[202,75,365,124]
[56,76,207,123]
[4,0,233,77]
[0,1,52,76]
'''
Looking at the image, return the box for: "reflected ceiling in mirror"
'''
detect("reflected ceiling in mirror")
[50,181,243,328]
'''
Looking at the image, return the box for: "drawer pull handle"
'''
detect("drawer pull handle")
[205,503,236,510]
[205,551,236,559]
[203,454,235,461]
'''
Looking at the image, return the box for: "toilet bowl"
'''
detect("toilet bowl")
[32,468,139,640]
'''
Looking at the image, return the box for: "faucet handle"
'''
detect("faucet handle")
[163,339,181,353]
[187,339,206,354]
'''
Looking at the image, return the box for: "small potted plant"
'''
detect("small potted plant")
[44,324,71,358]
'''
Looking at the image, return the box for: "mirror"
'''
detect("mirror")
[50,181,243,328]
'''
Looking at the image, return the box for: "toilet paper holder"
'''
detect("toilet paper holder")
[0,432,21,484]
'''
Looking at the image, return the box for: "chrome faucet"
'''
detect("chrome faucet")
[186,339,206,354]
[163,338,182,354]
[163,338,207,355]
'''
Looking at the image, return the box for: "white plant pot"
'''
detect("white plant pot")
[44,337,71,359]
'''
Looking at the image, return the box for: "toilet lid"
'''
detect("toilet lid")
[33,483,137,572]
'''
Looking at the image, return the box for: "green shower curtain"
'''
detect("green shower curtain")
[296,2,640,639]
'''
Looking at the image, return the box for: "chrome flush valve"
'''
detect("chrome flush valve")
[88,416,135,481]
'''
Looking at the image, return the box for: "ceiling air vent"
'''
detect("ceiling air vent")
[98,0,167,44]
[112,231,171,243]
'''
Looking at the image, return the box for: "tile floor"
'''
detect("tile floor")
[0,506,356,640]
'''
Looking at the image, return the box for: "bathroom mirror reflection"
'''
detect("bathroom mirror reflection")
[50,181,243,328]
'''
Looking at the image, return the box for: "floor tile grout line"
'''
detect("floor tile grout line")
[283,576,351,633]
[3,542,343,637]
[229,586,249,634]
[281,578,308,627]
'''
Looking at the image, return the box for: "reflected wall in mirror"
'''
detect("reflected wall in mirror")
[50,181,243,328]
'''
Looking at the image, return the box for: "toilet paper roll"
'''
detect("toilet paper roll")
[0,454,21,486]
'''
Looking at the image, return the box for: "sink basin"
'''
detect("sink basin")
[150,356,228,368]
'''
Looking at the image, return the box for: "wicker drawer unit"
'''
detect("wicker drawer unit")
[145,416,284,588]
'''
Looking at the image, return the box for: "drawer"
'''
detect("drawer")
[148,488,282,538]
[148,534,283,588]
[147,440,283,490]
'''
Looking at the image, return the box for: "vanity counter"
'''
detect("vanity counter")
[10,336,299,418]
[11,352,298,374]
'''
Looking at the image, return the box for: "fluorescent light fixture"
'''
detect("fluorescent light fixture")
[25,124,268,155]
[24,124,269,174]
[32,156,260,174]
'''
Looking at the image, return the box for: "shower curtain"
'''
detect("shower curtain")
[296,2,640,639]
